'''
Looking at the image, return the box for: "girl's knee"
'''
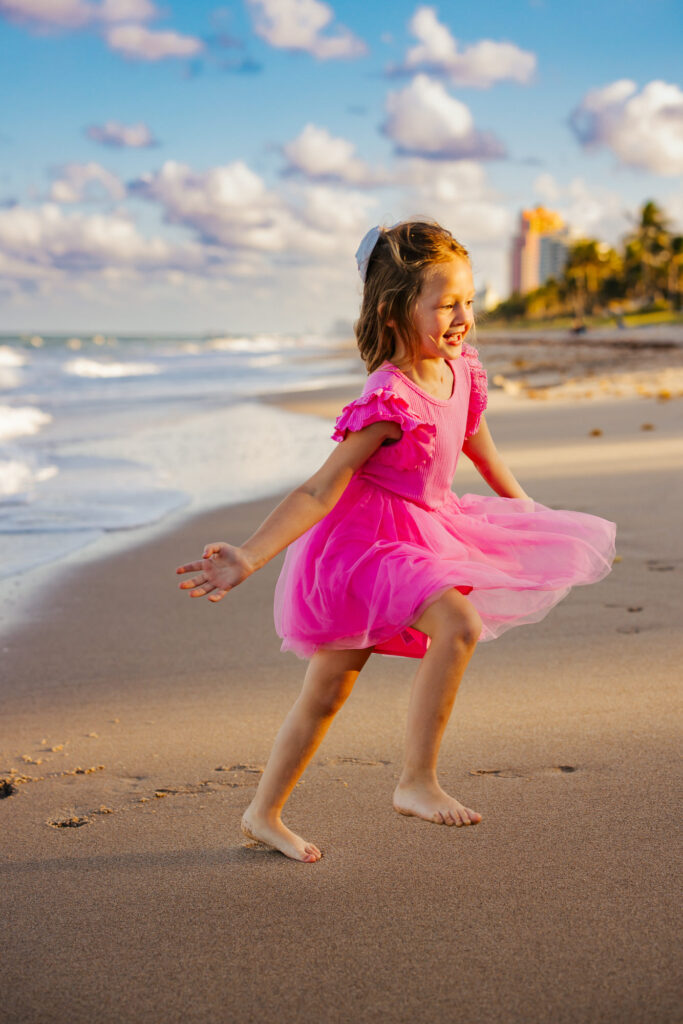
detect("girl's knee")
[444,613,481,652]
[422,592,482,651]
[460,612,482,649]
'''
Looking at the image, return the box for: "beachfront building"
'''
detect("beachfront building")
[511,206,570,294]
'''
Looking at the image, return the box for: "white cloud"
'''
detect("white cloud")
[246,0,366,59]
[0,203,204,281]
[281,124,387,185]
[396,158,512,245]
[130,159,376,263]
[0,0,157,29]
[390,6,536,88]
[48,162,126,203]
[570,79,683,176]
[86,120,158,148]
[297,183,376,237]
[531,173,630,243]
[130,160,295,252]
[0,0,92,28]
[104,24,203,60]
[0,0,203,63]
[97,0,157,21]
[382,75,506,160]
[398,156,488,196]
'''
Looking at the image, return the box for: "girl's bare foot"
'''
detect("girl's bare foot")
[392,780,482,827]
[240,809,322,863]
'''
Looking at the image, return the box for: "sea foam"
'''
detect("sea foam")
[0,405,52,441]
[64,358,160,378]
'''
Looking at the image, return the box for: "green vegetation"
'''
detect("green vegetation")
[489,201,683,326]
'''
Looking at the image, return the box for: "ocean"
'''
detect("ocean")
[0,331,363,588]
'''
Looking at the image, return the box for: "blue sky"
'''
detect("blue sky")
[1,0,681,333]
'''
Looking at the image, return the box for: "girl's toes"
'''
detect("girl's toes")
[459,809,471,825]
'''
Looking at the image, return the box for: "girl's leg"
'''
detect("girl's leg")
[241,646,372,862]
[393,588,483,827]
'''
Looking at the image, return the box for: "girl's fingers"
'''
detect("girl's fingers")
[190,583,216,597]
[207,589,228,602]
[203,543,225,559]
[176,560,205,575]
[179,574,206,590]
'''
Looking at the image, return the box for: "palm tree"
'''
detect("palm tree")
[624,201,672,305]
[668,235,683,310]
[564,240,620,316]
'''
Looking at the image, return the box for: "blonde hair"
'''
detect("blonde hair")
[355,220,470,373]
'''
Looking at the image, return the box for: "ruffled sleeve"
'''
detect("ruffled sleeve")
[332,387,436,470]
[462,343,488,437]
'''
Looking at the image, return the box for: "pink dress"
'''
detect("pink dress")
[274,344,616,659]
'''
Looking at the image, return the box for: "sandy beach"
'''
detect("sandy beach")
[2,377,682,1023]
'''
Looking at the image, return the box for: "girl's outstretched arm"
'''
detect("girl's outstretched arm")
[462,416,530,500]
[176,419,401,602]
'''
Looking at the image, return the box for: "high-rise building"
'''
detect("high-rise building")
[510,206,570,295]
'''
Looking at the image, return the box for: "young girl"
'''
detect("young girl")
[177,221,616,864]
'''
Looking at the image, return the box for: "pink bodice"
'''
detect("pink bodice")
[332,343,487,511]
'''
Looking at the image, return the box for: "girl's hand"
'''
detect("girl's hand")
[176,542,254,602]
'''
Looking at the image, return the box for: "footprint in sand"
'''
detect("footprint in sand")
[46,805,114,829]
[212,765,264,788]
[469,765,578,779]
[646,559,676,572]
[47,814,91,829]
[324,756,392,767]
[21,754,44,766]
[0,764,104,794]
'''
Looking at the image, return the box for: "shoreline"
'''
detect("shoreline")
[3,329,681,641]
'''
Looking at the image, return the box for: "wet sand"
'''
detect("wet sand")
[1,386,682,1023]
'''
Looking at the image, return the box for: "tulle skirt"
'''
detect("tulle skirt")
[274,476,616,659]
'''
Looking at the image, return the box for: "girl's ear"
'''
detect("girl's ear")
[378,301,395,329]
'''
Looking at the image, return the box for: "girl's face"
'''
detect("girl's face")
[410,255,475,361]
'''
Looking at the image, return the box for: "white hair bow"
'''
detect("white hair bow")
[355,225,382,283]
[355,222,404,282]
